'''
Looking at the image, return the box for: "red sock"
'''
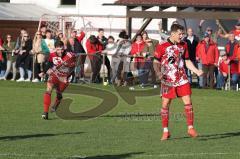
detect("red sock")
[184,104,194,127]
[43,92,51,113]
[160,107,169,128]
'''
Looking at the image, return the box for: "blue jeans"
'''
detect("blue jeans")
[185,61,197,84]
[138,68,149,85]
[137,60,151,85]
[216,72,226,89]
[197,62,203,87]
[231,73,239,88]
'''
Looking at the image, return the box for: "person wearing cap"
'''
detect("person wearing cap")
[198,20,219,43]
[196,32,219,88]
[216,50,228,90]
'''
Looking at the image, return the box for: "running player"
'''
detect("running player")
[42,41,77,120]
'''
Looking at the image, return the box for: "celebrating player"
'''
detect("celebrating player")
[42,41,77,120]
[154,24,203,141]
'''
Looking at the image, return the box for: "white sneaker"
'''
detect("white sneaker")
[10,78,15,81]
[32,78,39,83]
[24,78,31,82]
[0,77,6,80]
[16,78,25,82]
[153,85,158,89]
[129,86,135,91]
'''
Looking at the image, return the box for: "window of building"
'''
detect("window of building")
[61,0,76,5]
[0,0,10,2]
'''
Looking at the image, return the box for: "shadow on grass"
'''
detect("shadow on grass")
[0,132,84,141]
[198,131,240,141]
[70,152,145,159]
[169,131,240,141]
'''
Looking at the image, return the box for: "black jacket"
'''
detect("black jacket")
[67,38,85,54]
[183,35,199,62]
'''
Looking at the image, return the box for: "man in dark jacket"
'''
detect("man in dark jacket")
[70,30,86,82]
[183,28,199,84]
[97,28,111,83]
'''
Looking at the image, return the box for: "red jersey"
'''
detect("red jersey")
[219,60,228,74]
[232,29,240,41]
[48,52,77,83]
[155,39,189,87]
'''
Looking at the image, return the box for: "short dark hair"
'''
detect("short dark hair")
[46,29,52,33]
[170,24,184,33]
[119,30,127,39]
[98,28,104,32]
[40,25,46,28]
[136,33,142,38]
[89,35,99,44]
[55,41,64,48]
[108,36,115,41]
[141,31,148,36]
[20,27,26,31]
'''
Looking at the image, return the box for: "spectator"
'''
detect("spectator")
[66,38,81,83]
[70,30,86,81]
[225,32,240,89]
[32,31,45,82]
[0,37,6,77]
[131,34,147,88]
[97,28,108,48]
[75,29,85,44]
[42,30,55,55]
[97,28,111,82]
[142,31,159,88]
[86,35,103,83]
[16,33,33,82]
[219,21,240,41]
[55,31,67,48]
[40,25,47,39]
[237,47,240,72]
[231,21,240,41]
[103,36,118,84]
[183,28,199,84]
[15,28,27,54]
[216,50,228,90]
[196,32,219,88]
[0,34,16,80]
[198,20,219,43]
[104,31,131,86]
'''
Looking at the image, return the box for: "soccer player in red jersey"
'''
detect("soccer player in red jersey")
[154,24,203,140]
[42,41,77,120]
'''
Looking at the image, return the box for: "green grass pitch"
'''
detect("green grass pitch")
[0,81,240,159]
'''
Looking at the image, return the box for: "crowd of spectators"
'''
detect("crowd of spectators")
[0,20,240,90]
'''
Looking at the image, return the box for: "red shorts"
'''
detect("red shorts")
[48,75,69,93]
[161,83,192,99]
